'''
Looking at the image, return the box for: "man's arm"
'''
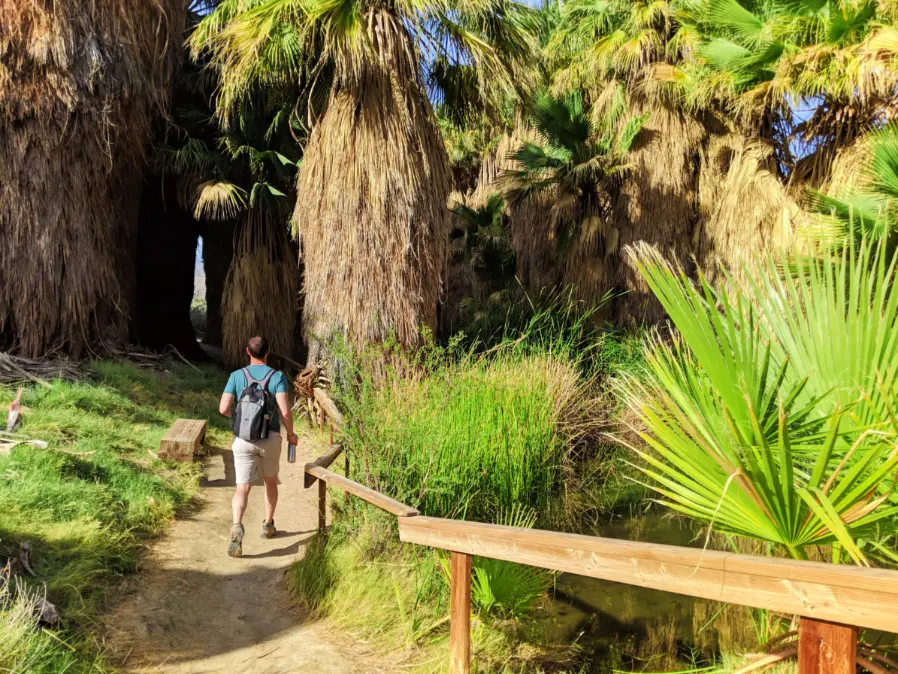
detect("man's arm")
[275,392,298,445]
[219,393,235,418]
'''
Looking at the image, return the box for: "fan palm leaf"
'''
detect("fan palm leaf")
[618,241,898,563]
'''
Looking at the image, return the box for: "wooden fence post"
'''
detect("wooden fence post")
[449,551,472,674]
[318,480,327,545]
[798,618,857,674]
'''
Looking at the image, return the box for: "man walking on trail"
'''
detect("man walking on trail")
[219,336,298,558]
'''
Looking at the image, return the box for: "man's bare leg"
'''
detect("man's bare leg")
[228,483,251,557]
[232,483,252,524]
[261,477,278,538]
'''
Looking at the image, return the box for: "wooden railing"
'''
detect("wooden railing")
[303,389,898,674]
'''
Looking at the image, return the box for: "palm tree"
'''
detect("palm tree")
[192,0,539,368]
[451,194,516,285]
[0,1,186,357]
[500,91,647,305]
[542,0,802,304]
[159,90,302,367]
[674,0,898,186]
[441,194,516,335]
[537,0,719,322]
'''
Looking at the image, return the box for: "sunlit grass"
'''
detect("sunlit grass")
[0,360,225,672]
[339,350,598,522]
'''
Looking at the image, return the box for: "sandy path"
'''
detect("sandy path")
[105,435,381,673]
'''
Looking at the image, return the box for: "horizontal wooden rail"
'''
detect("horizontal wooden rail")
[303,444,343,488]
[398,516,898,633]
[300,398,898,673]
[308,465,419,517]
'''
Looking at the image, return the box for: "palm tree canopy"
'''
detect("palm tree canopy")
[191,0,541,121]
[501,91,648,212]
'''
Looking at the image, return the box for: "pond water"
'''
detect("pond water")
[537,512,761,671]
[536,512,897,672]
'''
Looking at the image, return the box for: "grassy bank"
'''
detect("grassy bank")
[341,350,600,521]
[0,360,227,673]
[288,309,882,671]
[289,335,624,672]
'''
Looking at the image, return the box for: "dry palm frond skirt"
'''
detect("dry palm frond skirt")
[478,127,567,297]
[611,102,705,325]
[0,0,185,357]
[293,9,451,369]
[695,133,799,283]
[222,210,299,368]
[471,125,610,317]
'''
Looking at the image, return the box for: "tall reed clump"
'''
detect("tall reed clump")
[616,240,898,564]
[290,337,599,669]
[340,347,598,521]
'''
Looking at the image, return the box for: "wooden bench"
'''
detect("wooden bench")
[158,419,207,462]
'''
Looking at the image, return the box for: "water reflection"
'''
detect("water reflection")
[538,512,896,671]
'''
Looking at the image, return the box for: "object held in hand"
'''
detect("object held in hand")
[287,442,296,463]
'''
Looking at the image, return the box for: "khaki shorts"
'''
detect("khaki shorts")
[232,432,282,484]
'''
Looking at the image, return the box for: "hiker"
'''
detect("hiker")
[218,336,298,558]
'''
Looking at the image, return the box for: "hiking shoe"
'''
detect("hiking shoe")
[228,523,245,558]
[261,519,276,539]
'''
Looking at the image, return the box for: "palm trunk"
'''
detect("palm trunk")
[612,102,706,325]
[0,0,185,357]
[134,176,206,360]
[293,10,451,368]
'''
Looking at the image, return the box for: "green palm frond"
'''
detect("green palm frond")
[615,111,649,153]
[618,241,898,563]
[451,193,515,281]
[190,0,310,115]
[194,0,539,127]
[702,0,765,47]
[808,125,898,243]
[869,124,898,201]
[471,557,552,616]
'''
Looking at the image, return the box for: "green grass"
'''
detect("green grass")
[339,348,599,522]
[288,503,571,673]
[0,360,227,672]
[288,336,614,672]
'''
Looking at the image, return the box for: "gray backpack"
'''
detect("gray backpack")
[231,368,276,442]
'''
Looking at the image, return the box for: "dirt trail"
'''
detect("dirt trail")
[106,434,381,673]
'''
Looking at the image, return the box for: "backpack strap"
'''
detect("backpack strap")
[243,367,276,391]
[259,368,277,393]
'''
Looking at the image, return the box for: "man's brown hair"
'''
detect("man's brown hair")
[247,336,270,359]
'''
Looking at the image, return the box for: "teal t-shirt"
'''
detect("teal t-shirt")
[225,365,289,432]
